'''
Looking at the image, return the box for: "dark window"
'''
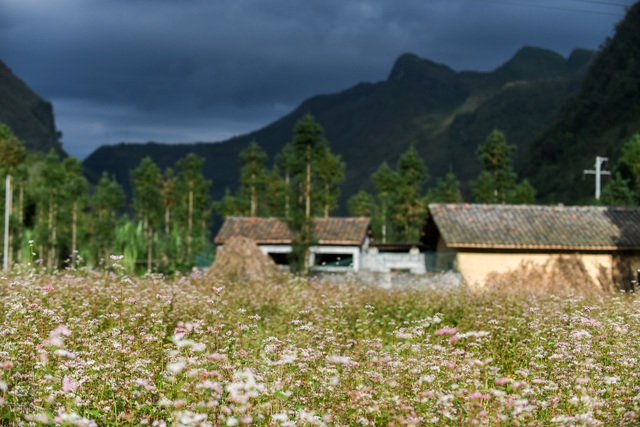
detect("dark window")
[315,253,353,267]
[268,253,289,266]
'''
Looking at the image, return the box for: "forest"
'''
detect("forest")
[0,112,546,275]
[4,113,640,275]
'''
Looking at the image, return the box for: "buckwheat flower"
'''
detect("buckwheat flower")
[419,375,436,385]
[326,355,358,366]
[395,331,413,339]
[495,377,510,386]
[53,349,76,359]
[167,361,186,375]
[226,417,239,426]
[25,413,51,423]
[0,380,7,392]
[272,412,289,422]
[604,376,619,385]
[51,325,72,338]
[435,327,457,336]
[208,353,228,361]
[157,397,172,407]
[572,328,593,339]
[468,391,489,400]
[62,376,78,393]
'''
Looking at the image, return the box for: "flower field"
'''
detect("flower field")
[1,266,640,426]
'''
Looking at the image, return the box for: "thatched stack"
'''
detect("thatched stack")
[208,236,280,281]
[487,255,613,295]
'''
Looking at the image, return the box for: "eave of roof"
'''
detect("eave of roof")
[428,203,640,250]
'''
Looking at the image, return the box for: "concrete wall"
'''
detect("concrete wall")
[456,251,613,287]
[361,250,426,274]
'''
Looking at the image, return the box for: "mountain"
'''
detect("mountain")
[522,2,640,203]
[0,60,64,154]
[83,46,594,208]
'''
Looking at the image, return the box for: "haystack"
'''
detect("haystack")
[208,236,280,281]
[487,255,613,295]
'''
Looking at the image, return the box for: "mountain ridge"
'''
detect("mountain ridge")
[83,46,595,209]
[0,60,64,154]
[522,1,640,203]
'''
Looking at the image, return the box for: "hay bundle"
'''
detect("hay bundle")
[487,255,612,295]
[208,236,280,281]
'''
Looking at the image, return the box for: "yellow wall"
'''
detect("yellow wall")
[457,251,613,288]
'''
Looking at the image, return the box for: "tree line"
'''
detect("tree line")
[0,124,212,274]
[0,116,536,273]
[599,133,640,206]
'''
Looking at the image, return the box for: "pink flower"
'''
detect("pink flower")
[51,325,72,338]
[435,327,457,336]
[580,317,602,328]
[62,376,78,393]
[41,284,54,292]
[468,391,489,400]
[494,377,510,386]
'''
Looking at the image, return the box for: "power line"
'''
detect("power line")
[467,0,627,16]
[564,0,631,7]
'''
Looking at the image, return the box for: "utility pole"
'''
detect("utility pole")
[583,156,611,200]
[3,174,11,271]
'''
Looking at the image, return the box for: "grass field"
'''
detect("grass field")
[1,264,639,426]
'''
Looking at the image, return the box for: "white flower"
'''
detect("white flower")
[167,361,186,375]
[326,355,358,366]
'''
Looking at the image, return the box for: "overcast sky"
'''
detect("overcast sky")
[0,0,634,159]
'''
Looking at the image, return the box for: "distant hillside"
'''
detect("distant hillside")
[0,60,64,154]
[522,2,640,203]
[84,46,594,208]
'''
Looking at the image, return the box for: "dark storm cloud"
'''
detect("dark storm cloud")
[0,0,633,158]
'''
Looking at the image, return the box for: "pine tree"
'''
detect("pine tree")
[289,114,326,273]
[175,153,211,263]
[92,172,125,265]
[0,124,26,270]
[275,144,296,219]
[263,166,287,217]
[39,151,65,270]
[314,148,345,218]
[427,170,463,203]
[348,191,376,217]
[238,141,268,217]
[292,114,325,219]
[390,146,428,242]
[61,156,88,268]
[372,161,399,243]
[213,188,240,219]
[601,172,635,206]
[471,171,495,204]
[160,168,178,235]
[474,129,517,203]
[471,129,536,204]
[131,157,163,271]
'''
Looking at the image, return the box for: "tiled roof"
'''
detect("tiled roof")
[428,203,640,250]
[214,217,371,246]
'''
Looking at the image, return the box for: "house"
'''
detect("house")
[424,203,640,287]
[214,217,372,272]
